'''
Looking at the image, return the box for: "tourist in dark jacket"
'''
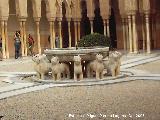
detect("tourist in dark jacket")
[14,31,21,59]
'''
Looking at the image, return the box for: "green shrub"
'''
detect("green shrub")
[77,33,111,47]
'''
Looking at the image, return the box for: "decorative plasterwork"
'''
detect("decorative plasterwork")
[71,0,81,21]
[99,0,110,20]
[0,0,9,20]
[32,0,42,21]
[124,0,138,15]
[16,0,28,20]
[86,0,95,20]
[45,0,57,21]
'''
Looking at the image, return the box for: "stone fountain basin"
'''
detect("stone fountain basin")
[44,47,109,62]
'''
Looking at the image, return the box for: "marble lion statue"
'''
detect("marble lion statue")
[32,54,51,79]
[74,55,83,81]
[51,56,70,80]
[103,51,122,77]
[87,54,104,80]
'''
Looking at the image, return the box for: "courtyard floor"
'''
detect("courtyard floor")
[0,51,160,120]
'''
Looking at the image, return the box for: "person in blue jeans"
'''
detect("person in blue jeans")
[55,34,60,48]
[14,31,21,59]
[0,37,2,53]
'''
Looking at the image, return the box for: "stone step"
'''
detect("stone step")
[0,77,133,100]
[0,75,159,100]
[130,76,160,81]
[0,72,36,77]
[121,56,160,69]
[121,56,155,65]
[0,83,35,94]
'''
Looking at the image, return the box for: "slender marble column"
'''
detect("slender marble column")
[52,21,55,48]
[107,19,110,37]
[90,20,93,34]
[74,21,78,46]
[49,21,53,49]
[132,15,138,53]
[58,21,62,48]
[36,21,41,54]
[103,20,107,36]
[77,21,81,41]
[125,18,129,51]
[1,21,6,59]
[4,21,9,58]
[68,21,72,47]
[23,21,27,56]
[122,18,126,51]
[145,14,151,54]
[128,15,133,53]
[20,21,25,56]
[141,14,146,51]
[152,15,156,49]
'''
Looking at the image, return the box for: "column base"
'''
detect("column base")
[133,51,138,54]
[147,51,151,54]
[129,52,133,54]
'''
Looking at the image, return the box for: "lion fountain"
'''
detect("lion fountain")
[31,47,122,81]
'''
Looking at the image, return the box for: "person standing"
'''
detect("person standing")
[28,34,34,56]
[0,36,2,60]
[0,36,2,53]
[14,31,21,59]
[55,34,60,48]
[48,35,50,44]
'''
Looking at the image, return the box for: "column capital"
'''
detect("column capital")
[66,18,71,22]
[57,17,62,22]
[34,17,41,22]
[89,18,94,21]
[0,17,9,21]
[103,20,106,24]
[73,18,81,22]
[47,17,56,22]
[18,17,27,22]
[127,15,132,20]
[144,11,150,15]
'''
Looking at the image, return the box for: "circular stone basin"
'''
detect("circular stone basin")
[44,47,109,62]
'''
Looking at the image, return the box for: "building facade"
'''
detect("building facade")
[0,0,160,58]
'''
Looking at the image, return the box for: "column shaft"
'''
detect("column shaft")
[128,15,133,53]
[125,18,129,50]
[58,21,62,48]
[74,21,78,46]
[142,15,146,51]
[107,19,110,37]
[68,21,72,47]
[132,15,138,53]
[23,21,27,56]
[49,21,53,49]
[152,16,156,49]
[1,21,6,59]
[90,21,93,34]
[20,21,25,56]
[145,14,151,54]
[103,20,107,36]
[52,21,55,48]
[36,21,41,54]
[4,21,9,58]
[77,21,81,41]
[122,19,126,51]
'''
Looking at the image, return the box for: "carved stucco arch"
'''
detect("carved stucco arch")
[44,0,57,21]
[63,0,72,19]
[15,0,28,20]
[124,0,138,15]
[99,0,110,20]
[71,0,81,20]
[31,0,42,21]
[0,0,9,20]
